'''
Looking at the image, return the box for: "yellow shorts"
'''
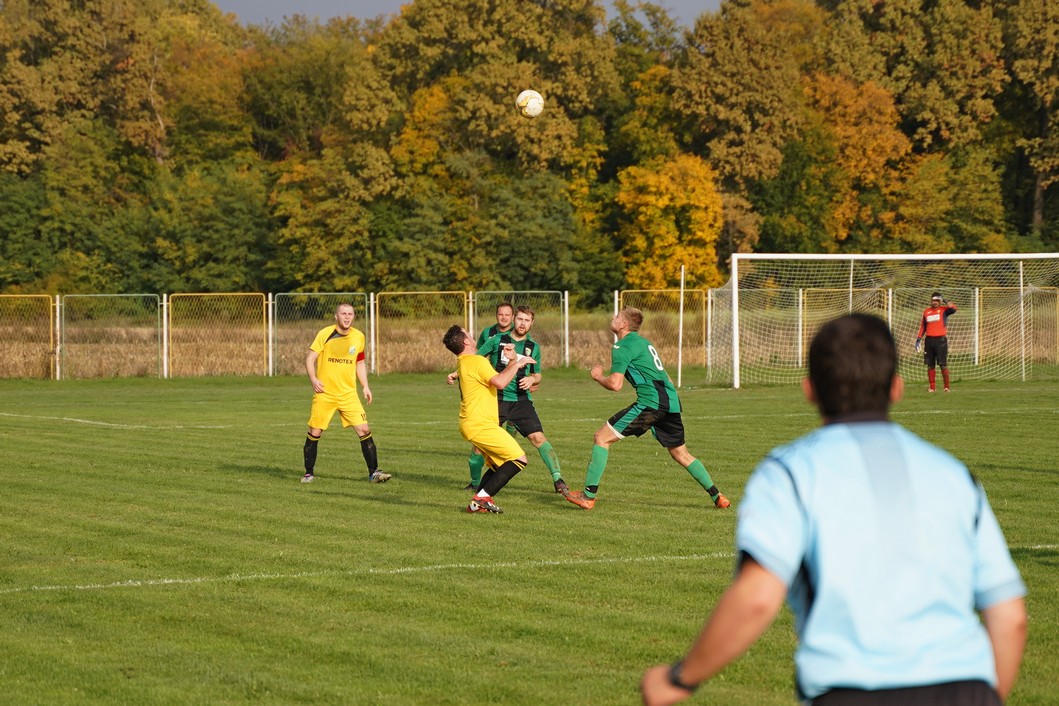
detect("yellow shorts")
[461,423,524,469]
[308,393,366,430]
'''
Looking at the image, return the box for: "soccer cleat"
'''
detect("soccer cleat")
[301,473,315,483]
[369,470,392,483]
[713,493,731,509]
[467,496,503,514]
[928,387,935,393]
[554,479,570,494]
[565,491,596,510]
[464,483,479,491]
[944,387,950,392]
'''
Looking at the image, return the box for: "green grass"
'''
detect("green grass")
[1,371,1056,705]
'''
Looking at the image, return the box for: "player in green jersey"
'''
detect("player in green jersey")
[565,307,730,511]
[476,301,514,347]
[475,306,567,493]
[449,306,567,493]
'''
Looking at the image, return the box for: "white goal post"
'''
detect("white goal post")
[714,253,1059,388]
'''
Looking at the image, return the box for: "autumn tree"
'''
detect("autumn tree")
[615,153,724,288]
[672,0,824,257]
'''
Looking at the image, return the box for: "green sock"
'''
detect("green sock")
[468,450,485,487]
[686,459,719,498]
[538,441,562,482]
[583,444,609,498]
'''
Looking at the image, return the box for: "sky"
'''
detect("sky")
[211,0,721,30]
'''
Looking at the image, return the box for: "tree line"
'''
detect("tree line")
[1,0,1055,307]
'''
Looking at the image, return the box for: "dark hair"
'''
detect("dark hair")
[808,314,896,418]
[931,292,942,300]
[621,306,643,331]
[515,305,535,319]
[496,302,514,314]
[443,325,467,355]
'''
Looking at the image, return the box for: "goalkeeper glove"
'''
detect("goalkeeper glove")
[914,338,922,352]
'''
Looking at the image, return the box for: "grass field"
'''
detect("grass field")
[1,370,1057,705]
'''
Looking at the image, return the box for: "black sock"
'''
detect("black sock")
[480,460,526,497]
[303,433,320,473]
[360,433,378,475]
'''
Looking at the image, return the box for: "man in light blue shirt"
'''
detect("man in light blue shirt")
[642,314,1027,706]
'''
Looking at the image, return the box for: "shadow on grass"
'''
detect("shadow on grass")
[1010,547,1058,568]
[221,463,290,479]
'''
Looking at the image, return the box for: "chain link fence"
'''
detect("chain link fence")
[0,294,54,379]
[12,285,1047,383]
[168,293,267,377]
[375,291,468,373]
[61,295,161,378]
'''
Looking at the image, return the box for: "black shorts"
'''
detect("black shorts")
[813,680,1000,706]
[499,399,544,437]
[607,403,685,448]
[924,335,949,368]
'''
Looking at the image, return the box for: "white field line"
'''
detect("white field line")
[1,407,1055,432]
[0,412,232,430]
[2,547,1055,596]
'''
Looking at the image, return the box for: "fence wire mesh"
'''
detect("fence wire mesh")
[375,292,467,373]
[168,294,267,377]
[0,295,53,379]
[61,295,161,378]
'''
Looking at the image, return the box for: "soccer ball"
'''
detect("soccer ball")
[515,89,544,118]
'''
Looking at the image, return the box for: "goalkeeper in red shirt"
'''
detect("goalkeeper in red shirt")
[916,292,957,392]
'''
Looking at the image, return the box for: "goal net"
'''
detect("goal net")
[708,254,1059,387]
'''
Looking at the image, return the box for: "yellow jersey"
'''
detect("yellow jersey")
[310,326,366,398]
[456,354,499,432]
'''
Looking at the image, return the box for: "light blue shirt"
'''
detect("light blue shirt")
[737,420,1025,700]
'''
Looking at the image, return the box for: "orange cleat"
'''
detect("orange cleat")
[714,493,731,509]
[565,491,596,510]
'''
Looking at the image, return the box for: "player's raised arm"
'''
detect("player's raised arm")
[490,344,534,390]
[591,364,624,391]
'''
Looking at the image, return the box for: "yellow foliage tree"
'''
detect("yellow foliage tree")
[615,153,723,289]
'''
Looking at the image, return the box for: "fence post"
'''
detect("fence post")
[267,293,274,377]
[563,290,569,367]
[55,294,61,381]
[162,294,169,379]
[369,292,377,374]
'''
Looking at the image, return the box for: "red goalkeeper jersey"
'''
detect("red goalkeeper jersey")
[918,303,957,338]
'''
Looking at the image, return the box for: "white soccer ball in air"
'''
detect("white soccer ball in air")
[515,89,544,118]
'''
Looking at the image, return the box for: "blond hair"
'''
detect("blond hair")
[621,307,643,331]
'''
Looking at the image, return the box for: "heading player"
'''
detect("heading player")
[443,325,535,514]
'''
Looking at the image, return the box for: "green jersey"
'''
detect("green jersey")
[609,332,680,413]
[478,332,540,402]
[476,324,512,349]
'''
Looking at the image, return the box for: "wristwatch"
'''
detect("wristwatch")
[667,661,698,692]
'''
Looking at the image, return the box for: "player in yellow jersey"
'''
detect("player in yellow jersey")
[443,325,534,514]
[302,303,391,484]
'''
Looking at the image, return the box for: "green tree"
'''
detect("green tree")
[1006,0,1059,238]
[0,172,47,290]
